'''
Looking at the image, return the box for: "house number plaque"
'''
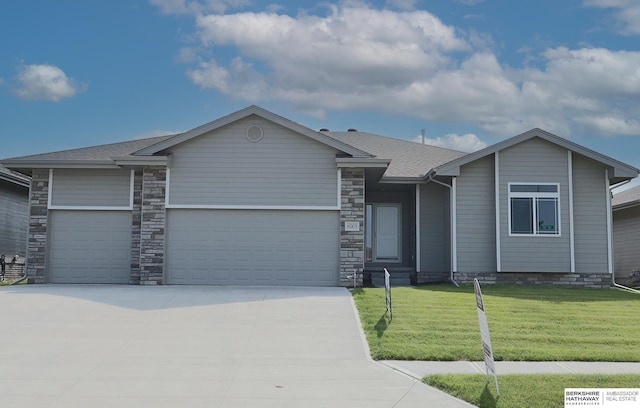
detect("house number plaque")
[344,221,360,232]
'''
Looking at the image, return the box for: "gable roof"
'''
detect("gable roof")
[325,131,466,180]
[612,185,640,210]
[433,128,638,184]
[135,105,372,159]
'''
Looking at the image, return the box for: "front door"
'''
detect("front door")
[366,203,402,263]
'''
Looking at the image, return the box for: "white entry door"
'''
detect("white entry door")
[374,204,401,262]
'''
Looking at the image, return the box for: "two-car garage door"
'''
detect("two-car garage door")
[166,210,339,286]
[46,209,339,286]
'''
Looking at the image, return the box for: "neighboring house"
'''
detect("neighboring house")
[1,106,637,287]
[0,165,30,258]
[612,185,640,287]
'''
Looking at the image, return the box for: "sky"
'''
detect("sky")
[1,0,639,188]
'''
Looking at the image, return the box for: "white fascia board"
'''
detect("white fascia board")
[378,177,424,184]
[48,205,133,211]
[1,160,121,169]
[166,204,340,211]
[0,172,30,187]
[335,158,390,168]
[611,165,639,179]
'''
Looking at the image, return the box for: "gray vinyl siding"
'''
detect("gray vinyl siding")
[167,116,339,206]
[499,138,570,272]
[613,206,640,278]
[456,155,496,273]
[51,169,131,207]
[573,155,609,273]
[0,180,29,256]
[419,183,450,273]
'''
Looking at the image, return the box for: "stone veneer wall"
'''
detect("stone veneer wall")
[139,166,166,285]
[129,169,143,284]
[26,169,48,284]
[454,271,612,289]
[340,168,365,287]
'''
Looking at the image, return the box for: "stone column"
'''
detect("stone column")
[340,168,365,287]
[26,168,49,283]
[129,169,143,284]
[139,166,166,285]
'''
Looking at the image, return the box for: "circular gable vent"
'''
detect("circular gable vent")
[246,125,264,142]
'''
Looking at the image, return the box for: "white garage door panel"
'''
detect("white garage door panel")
[167,210,339,285]
[49,211,131,283]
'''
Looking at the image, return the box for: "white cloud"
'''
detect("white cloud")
[414,133,487,152]
[575,115,640,136]
[14,64,85,102]
[583,0,640,35]
[167,2,640,139]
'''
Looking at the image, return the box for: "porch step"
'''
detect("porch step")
[369,269,412,287]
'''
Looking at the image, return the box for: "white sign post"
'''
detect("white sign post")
[384,268,392,320]
[474,278,499,395]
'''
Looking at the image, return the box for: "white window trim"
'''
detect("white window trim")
[48,169,134,211]
[508,182,561,237]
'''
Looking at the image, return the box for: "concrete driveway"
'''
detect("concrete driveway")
[0,285,473,407]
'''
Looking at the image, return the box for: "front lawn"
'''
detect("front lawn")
[352,285,640,361]
[423,374,640,408]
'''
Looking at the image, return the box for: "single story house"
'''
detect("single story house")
[2,106,638,287]
[0,165,30,258]
[612,185,640,287]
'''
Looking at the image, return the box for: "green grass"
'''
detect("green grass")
[352,285,640,361]
[0,277,27,286]
[423,374,640,408]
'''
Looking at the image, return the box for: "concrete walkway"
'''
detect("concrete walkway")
[381,360,640,379]
[0,285,473,408]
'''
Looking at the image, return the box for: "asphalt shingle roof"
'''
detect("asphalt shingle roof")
[325,131,467,178]
[612,185,640,208]
[4,134,176,162]
[3,129,467,180]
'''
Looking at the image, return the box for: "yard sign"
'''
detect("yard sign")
[474,278,499,395]
[384,268,392,320]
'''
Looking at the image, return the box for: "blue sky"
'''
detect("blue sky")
[1,0,639,187]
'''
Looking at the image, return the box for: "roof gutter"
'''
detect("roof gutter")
[426,170,459,287]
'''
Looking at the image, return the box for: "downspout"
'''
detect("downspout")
[609,175,640,294]
[426,171,459,287]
